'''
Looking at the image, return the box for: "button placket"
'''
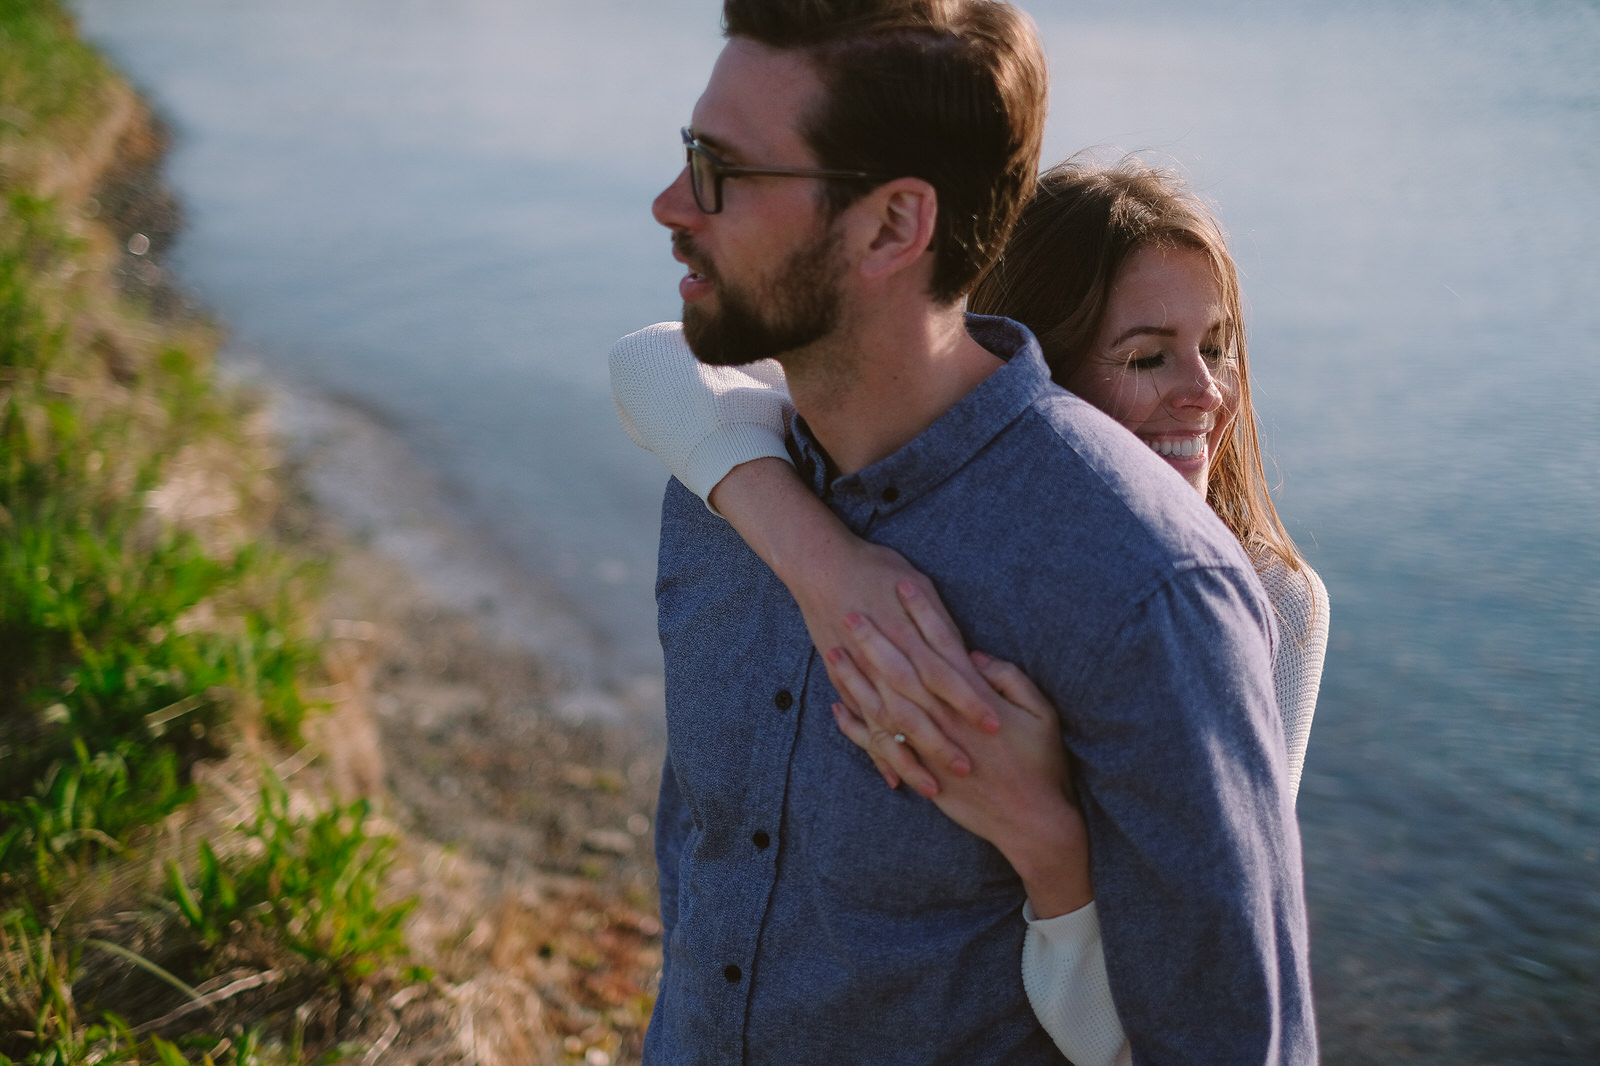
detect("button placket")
[713,647,809,1035]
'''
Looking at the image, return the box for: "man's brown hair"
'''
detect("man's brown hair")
[722,0,1048,304]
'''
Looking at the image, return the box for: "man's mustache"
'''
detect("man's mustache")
[673,233,716,282]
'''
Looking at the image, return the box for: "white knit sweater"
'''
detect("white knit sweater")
[610,322,1328,1066]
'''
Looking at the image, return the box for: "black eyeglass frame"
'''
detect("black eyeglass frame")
[681,127,888,215]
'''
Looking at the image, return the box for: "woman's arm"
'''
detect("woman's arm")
[609,323,997,785]
[611,323,1125,1063]
[829,600,1129,1066]
[712,461,1006,789]
[1024,903,1132,1066]
[828,600,1090,917]
[1257,558,1330,798]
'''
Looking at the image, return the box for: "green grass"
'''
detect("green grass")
[166,775,421,984]
[0,2,421,1061]
[0,186,320,895]
[0,0,110,156]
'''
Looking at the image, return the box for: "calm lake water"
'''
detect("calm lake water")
[72,0,1600,1060]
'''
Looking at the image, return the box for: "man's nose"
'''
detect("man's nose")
[654,166,698,230]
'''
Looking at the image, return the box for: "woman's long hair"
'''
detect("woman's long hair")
[969,156,1303,575]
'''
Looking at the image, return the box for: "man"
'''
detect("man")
[643,1,1315,1062]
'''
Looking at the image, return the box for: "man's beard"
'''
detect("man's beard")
[681,225,844,367]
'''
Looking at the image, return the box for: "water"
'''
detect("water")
[70,0,1600,1059]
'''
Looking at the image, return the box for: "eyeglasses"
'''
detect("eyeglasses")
[681,127,886,215]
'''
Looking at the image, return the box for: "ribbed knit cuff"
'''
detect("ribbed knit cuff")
[1022,900,1128,1066]
[683,423,796,513]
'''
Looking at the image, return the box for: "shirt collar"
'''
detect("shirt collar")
[790,314,1052,525]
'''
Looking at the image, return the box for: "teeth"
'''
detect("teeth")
[1145,436,1205,459]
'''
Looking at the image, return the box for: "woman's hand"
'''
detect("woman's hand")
[709,459,998,783]
[793,545,1004,783]
[829,601,1093,919]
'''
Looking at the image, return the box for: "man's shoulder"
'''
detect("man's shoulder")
[659,475,747,564]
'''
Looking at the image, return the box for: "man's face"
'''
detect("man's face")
[653,39,848,366]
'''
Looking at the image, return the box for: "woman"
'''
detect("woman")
[611,157,1328,1065]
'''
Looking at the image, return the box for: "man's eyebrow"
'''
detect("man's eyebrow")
[691,128,735,156]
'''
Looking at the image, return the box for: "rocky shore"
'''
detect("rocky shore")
[303,501,665,1065]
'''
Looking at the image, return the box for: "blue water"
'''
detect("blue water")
[71,0,1600,1059]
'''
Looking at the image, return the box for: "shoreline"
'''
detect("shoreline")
[191,101,671,1066]
[306,491,664,1065]
[233,353,667,732]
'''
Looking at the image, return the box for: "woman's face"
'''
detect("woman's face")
[1064,244,1238,497]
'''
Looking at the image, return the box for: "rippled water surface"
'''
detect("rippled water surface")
[72,0,1600,1059]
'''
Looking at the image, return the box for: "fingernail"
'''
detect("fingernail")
[983,713,1001,734]
[951,757,971,776]
[970,650,992,667]
[825,647,843,665]
[843,612,863,631]
[918,778,940,798]
[897,580,921,599]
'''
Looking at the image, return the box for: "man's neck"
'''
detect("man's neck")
[780,304,1003,478]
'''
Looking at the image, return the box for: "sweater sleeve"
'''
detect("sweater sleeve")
[1022,902,1132,1066]
[608,321,795,509]
[1257,558,1330,798]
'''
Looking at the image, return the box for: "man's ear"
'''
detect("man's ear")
[851,177,938,284]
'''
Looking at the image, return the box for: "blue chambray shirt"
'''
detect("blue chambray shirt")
[646,316,1316,1066]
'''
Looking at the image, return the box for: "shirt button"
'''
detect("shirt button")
[774,689,793,710]
[752,830,771,849]
[881,486,900,503]
[724,964,743,983]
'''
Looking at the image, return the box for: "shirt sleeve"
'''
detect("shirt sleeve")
[1257,558,1331,798]
[608,321,795,510]
[1022,561,1328,1063]
[1061,564,1316,1066]
[1022,901,1132,1066]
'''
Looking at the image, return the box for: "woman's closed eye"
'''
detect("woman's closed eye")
[1122,344,1229,372]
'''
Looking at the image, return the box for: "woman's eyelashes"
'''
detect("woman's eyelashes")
[1135,347,1228,369]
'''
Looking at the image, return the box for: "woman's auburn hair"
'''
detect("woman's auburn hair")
[970,156,1304,576]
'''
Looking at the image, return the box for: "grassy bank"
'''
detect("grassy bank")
[1,1,427,1060]
[2,4,665,1063]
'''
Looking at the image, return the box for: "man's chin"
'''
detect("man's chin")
[683,305,762,367]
